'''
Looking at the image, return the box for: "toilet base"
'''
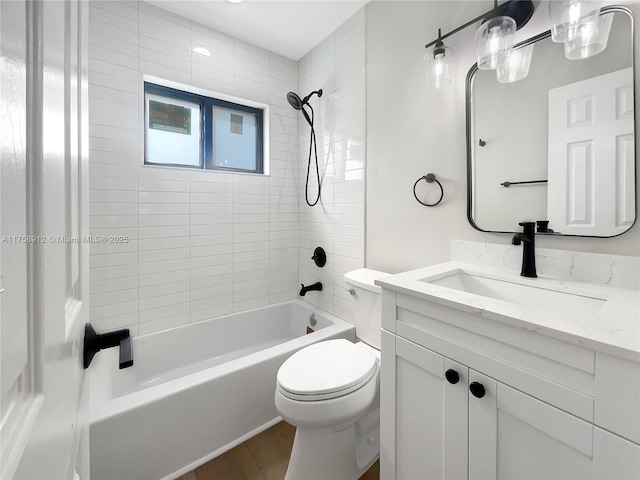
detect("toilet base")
[285,425,359,480]
[284,407,379,480]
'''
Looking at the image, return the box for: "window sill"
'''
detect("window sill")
[140,163,270,177]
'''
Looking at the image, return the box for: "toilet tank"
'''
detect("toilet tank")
[344,268,389,350]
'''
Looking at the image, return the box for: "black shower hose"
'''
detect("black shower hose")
[304,104,321,207]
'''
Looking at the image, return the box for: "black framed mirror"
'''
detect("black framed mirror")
[466,6,636,237]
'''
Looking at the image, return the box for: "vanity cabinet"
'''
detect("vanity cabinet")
[388,334,468,479]
[379,290,640,480]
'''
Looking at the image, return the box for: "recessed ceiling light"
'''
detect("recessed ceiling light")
[227,0,243,3]
[193,46,211,57]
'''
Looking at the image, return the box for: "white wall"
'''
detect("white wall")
[297,9,367,323]
[366,0,640,274]
[88,1,300,335]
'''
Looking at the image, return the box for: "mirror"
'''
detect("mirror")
[466,6,635,237]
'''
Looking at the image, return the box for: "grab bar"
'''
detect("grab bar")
[501,179,548,188]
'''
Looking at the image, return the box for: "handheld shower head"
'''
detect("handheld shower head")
[286,89,323,110]
[287,91,312,126]
[286,92,303,110]
[285,89,324,207]
[286,89,323,127]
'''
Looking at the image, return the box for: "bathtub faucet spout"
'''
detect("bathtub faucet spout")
[299,282,323,296]
[83,323,134,369]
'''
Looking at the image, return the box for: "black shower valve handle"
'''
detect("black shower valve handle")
[311,247,326,267]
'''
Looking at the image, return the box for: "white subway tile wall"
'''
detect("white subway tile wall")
[88,0,365,335]
[89,0,293,335]
[297,10,366,323]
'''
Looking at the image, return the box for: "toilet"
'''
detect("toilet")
[274,268,388,479]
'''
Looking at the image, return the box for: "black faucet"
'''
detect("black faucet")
[299,282,323,296]
[83,323,134,369]
[512,222,537,278]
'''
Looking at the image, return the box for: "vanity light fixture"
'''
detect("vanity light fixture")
[475,15,516,70]
[496,43,534,83]
[549,0,601,43]
[564,11,614,60]
[424,29,453,89]
[424,0,534,86]
[549,0,611,60]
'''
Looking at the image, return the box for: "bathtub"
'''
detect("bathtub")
[89,300,355,480]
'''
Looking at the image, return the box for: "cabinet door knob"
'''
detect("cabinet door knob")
[445,369,459,384]
[469,382,485,398]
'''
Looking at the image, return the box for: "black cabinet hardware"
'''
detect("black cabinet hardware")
[445,369,460,384]
[469,382,486,398]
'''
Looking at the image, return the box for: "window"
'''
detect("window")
[144,82,264,173]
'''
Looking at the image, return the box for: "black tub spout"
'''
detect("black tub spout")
[300,282,323,296]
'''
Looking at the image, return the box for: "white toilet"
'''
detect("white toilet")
[275,268,388,479]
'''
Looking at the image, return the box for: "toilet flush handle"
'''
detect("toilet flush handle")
[346,288,355,295]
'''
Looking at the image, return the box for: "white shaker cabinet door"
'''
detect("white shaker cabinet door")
[393,337,468,480]
[592,427,640,479]
[470,373,595,480]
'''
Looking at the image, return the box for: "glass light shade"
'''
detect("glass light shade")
[424,45,453,89]
[549,0,602,43]
[475,16,517,70]
[496,43,534,83]
[564,12,613,60]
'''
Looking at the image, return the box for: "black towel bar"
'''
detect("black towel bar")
[501,179,548,188]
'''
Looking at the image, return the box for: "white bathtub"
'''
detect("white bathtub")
[89,300,355,480]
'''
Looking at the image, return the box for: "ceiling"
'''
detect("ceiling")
[145,0,369,61]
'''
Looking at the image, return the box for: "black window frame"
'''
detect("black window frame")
[144,82,264,174]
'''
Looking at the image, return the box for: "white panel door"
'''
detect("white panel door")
[1,1,91,478]
[547,67,634,236]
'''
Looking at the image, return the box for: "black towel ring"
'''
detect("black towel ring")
[413,173,444,207]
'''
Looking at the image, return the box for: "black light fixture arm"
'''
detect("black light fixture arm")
[425,11,492,49]
[433,29,445,56]
[424,0,532,50]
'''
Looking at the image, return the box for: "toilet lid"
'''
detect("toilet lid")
[277,339,378,399]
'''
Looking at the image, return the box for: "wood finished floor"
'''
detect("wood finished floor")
[176,421,379,480]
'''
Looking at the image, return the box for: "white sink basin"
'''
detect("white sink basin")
[423,270,607,321]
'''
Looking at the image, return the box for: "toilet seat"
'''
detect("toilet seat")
[277,339,378,402]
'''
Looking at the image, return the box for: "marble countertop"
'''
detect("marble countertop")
[376,261,640,362]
